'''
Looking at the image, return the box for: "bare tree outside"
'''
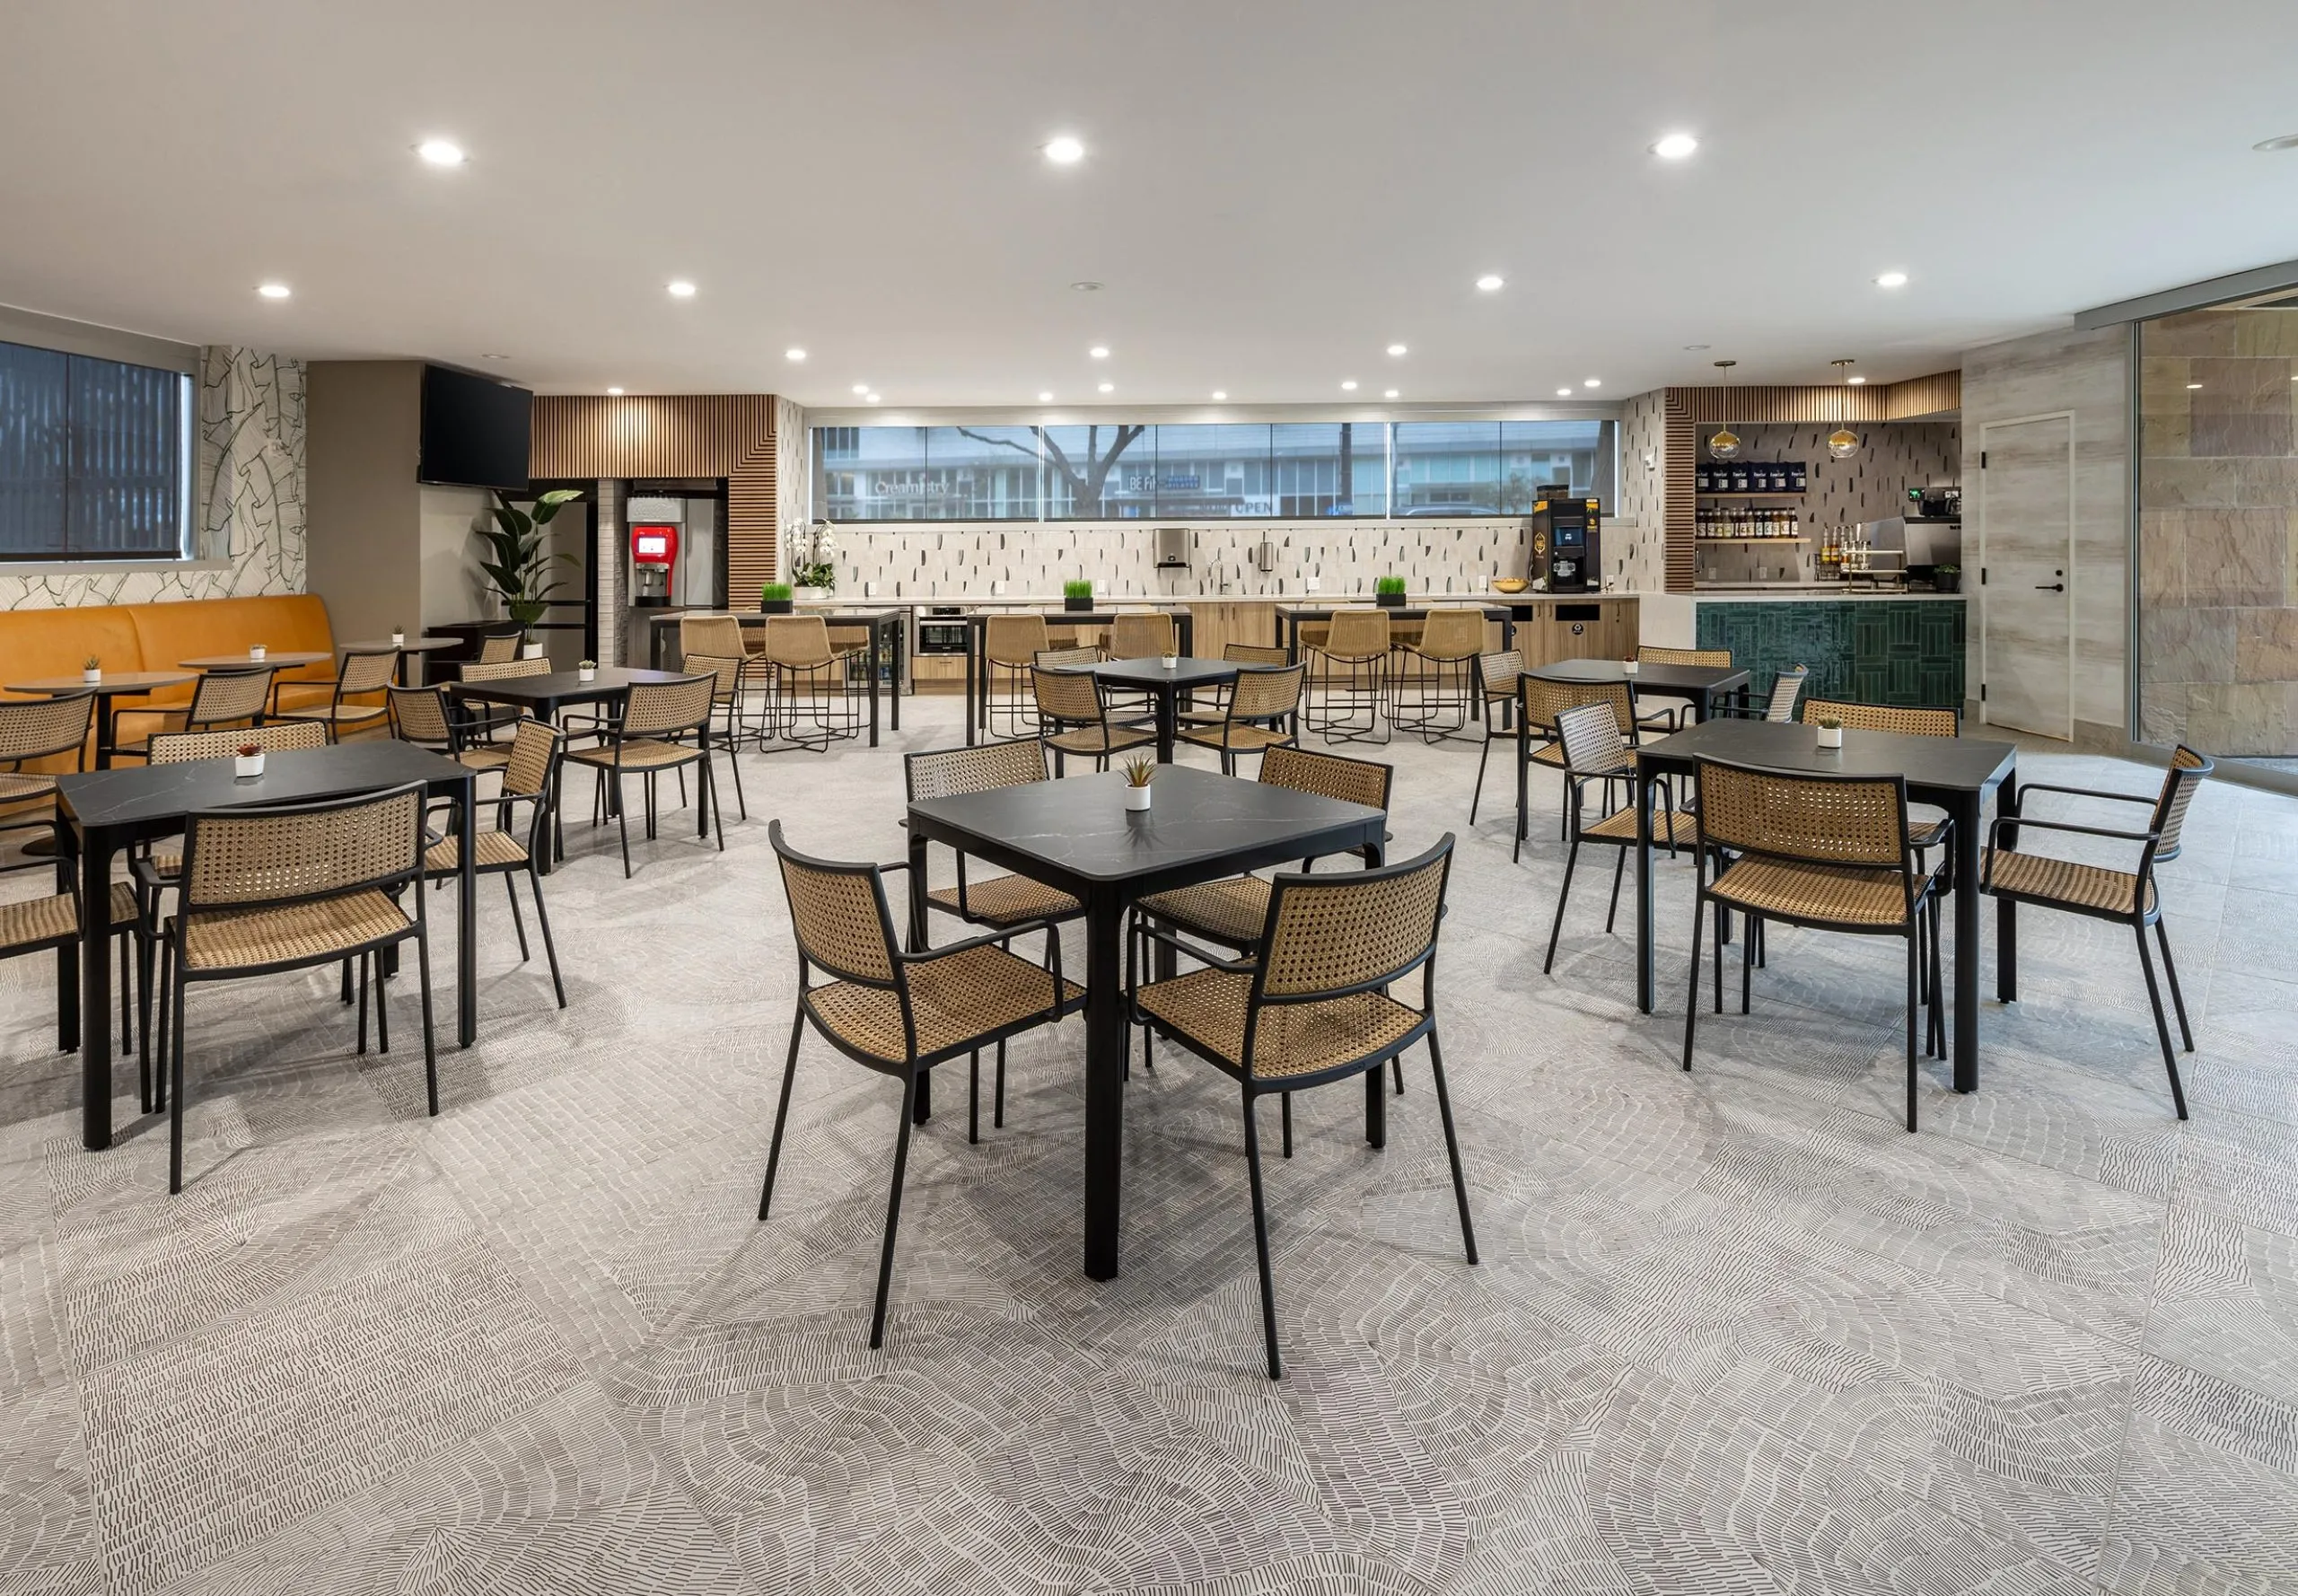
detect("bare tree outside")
[954,425,1146,516]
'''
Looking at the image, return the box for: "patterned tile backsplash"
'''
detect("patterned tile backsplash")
[812,515,1657,598]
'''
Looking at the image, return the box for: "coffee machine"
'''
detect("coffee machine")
[1526,490,1601,592]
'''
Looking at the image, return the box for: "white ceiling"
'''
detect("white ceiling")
[5,0,2298,407]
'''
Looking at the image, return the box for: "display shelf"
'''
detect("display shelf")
[1696,491,1806,499]
[1696,536,1811,544]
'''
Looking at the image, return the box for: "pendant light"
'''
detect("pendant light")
[1826,359,1862,460]
[1706,360,1741,460]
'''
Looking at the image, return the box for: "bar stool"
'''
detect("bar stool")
[1302,607,1391,745]
[761,617,863,750]
[984,615,1051,738]
[1392,608,1486,742]
[680,613,766,755]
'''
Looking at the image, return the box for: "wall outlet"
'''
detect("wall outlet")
[1303,575,1320,593]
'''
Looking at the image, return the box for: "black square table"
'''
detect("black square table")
[963,609,1196,745]
[445,665,691,722]
[54,741,479,1152]
[1068,656,1240,763]
[904,764,1387,1280]
[1630,719,2017,1093]
[1526,658,1751,724]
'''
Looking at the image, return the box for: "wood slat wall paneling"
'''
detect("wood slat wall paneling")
[1671,370,1960,425]
[1664,391,1698,592]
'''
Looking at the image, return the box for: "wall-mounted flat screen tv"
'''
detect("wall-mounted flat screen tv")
[419,364,532,491]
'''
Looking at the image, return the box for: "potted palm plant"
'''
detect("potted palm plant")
[1064,579,1096,614]
[474,489,582,653]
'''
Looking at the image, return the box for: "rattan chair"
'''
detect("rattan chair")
[1108,611,1176,661]
[422,719,566,1011]
[984,615,1052,738]
[1133,834,1474,1379]
[1302,607,1391,745]
[758,820,1084,1347]
[1981,746,2212,1118]
[1033,645,1106,671]
[1392,608,1487,742]
[1715,664,1809,723]
[759,616,863,750]
[160,782,434,1191]
[458,656,552,683]
[1633,645,1733,732]
[1542,703,1697,973]
[1513,675,1641,861]
[386,686,512,776]
[563,673,725,876]
[475,631,523,665]
[0,690,95,855]
[0,879,138,1057]
[113,666,277,760]
[1465,650,1522,826]
[1683,759,1943,1130]
[454,656,549,749]
[1175,664,1304,774]
[1032,667,1153,775]
[275,648,399,741]
[1181,644,1297,731]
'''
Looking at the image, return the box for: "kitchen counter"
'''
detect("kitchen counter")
[799,591,1638,608]
[1697,593,1965,709]
[1693,585,1964,601]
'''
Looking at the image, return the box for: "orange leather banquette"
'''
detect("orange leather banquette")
[1,593,346,773]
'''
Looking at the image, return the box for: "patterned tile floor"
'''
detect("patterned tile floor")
[3,696,2295,1594]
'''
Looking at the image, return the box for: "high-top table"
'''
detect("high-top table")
[1631,718,2017,1093]
[906,765,1385,1279]
[5,673,195,768]
[53,741,479,1152]
[963,609,1194,745]
[1272,604,1519,662]
[645,609,905,744]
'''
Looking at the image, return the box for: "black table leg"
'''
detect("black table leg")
[965,626,979,746]
[1155,687,1177,764]
[867,631,881,749]
[75,826,111,1148]
[1995,772,2020,1006]
[1635,766,1657,1014]
[456,774,478,1047]
[890,619,904,731]
[906,833,932,1124]
[1362,837,1388,1145]
[1952,790,1982,1092]
[1083,891,1125,1280]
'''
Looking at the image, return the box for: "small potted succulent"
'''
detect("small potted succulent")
[1121,754,1156,812]
[1063,579,1096,613]
[83,655,101,685]
[1374,575,1408,609]
[1620,654,1640,677]
[1815,714,1845,750]
[248,643,268,662]
[577,658,598,683]
[1160,645,1180,671]
[233,741,267,779]
[1931,564,1960,594]
[390,624,407,646]
[761,581,795,616]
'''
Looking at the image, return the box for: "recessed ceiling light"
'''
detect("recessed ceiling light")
[1847,375,1866,385]
[607,387,624,396]
[479,353,512,361]
[1386,343,1408,356]
[1070,281,1102,293]
[1557,388,1574,398]
[1212,390,1227,400]
[852,383,870,394]
[667,280,697,297]
[2186,381,2204,390]
[2254,134,2298,153]
[1651,133,1699,160]
[1043,135,1085,165]
[864,393,881,404]
[1684,343,1710,351]
[1098,381,1114,393]
[1089,346,1110,359]
[1384,389,1400,399]
[1340,380,1358,391]
[785,347,807,362]
[256,283,291,300]
[1583,378,1601,389]
[415,138,465,167]
[1875,271,1908,288]
[1476,274,1504,292]
[1039,390,1054,402]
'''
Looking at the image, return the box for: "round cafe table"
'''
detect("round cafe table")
[5,671,196,769]
[339,637,455,687]
[177,651,330,671]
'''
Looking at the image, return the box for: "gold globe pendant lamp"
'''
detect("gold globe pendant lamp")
[1706,360,1741,460]
[1826,358,1862,460]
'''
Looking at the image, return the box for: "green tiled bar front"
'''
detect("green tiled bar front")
[1696,598,1965,709]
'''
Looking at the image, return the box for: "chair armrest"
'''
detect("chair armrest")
[2013,781,2156,808]
[1987,815,2158,847]
[1135,919,1257,975]
[899,913,1054,962]
[876,858,913,874]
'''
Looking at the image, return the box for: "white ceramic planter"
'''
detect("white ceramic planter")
[1620,661,1640,676]
[234,752,266,778]
[1159,654,1179,671]
[1817,725,1844,750]
[577,668,597,683]
[794,586,830,603]
[390,632,406,646]
[1124,785,1153,812]
[248,646,267,661]
[522,643,545,659]
[83,669,101,684]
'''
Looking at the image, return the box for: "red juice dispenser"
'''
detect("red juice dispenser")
[630,522,678,608]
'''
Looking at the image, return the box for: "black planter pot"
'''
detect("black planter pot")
[1064,596,1094,612]
[1375,592,1408,609]
[762,598,794,614]
[1932,573,1960,594]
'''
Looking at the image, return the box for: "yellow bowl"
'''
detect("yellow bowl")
[1491,577,1529,593]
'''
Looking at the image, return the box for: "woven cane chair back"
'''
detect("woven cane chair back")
[502,719,562,799]
[1110,612,1175,660]
[1259,743,1390,811]
[1257,836,1452,1004]
[1802,698,1957,738]
[150,721,327,764]
[762,617,834,671]
[1696,760,1906,869]
[1031,666,1105,724]
[1520,675,1632,738]
[680,615,748,662]
[0,692,95,763]
[1321,608,1390,662]
[985,615,1052,668]
[476,633,522,664]
[1034,645,1104,669]
[337,649,401,697]
[905,738,1049,801]
[1477,651,1523,704]
[182,785,425,908]
[1415,609,1485,662]
[1555,702,1633,778]
[620,675,716,737]
[1225,643,1291,666]
[1639,645,1733,668]
[2153,745,2213,860]
[1227,663,1305,722]
[185,667,276,728]
[387,686,454,744]
[460,657,550,682]
[771,823,899,986]
[683,652,747,698]
[1764,666,1810,723]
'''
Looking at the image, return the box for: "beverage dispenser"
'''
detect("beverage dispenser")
[1527,493,1601,593]
[630,522,678,607]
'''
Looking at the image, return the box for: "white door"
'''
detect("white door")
[1979,413,2075,741]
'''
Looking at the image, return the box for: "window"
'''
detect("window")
[0,339,193,559]
[811,418,1610,522]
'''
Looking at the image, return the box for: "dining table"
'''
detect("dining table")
[177,651,332,672]
[53,741,479,1152]
[1630,718,2018,1093]
[1526,657,1751,724]
[963,609,1195,745]
[4,672,195,769]
[339,637,457,687]
[905,764,1387,1280]
[1061,656,1239,762]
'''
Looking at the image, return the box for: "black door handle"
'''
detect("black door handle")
[2034,583,2065,592]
